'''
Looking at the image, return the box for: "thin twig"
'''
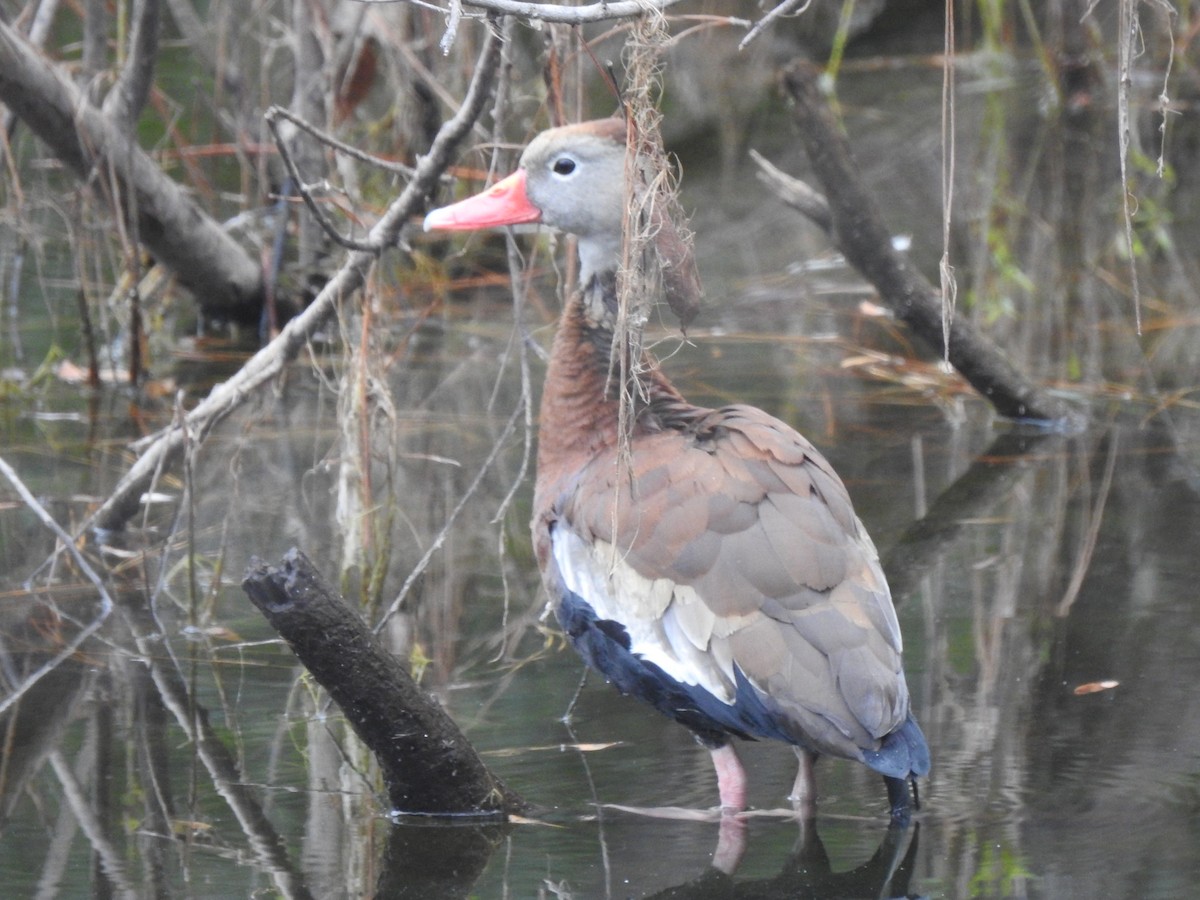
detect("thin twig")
[374,399,525,632]
[265,109,383,253]
[487,235,538,665]
[738,0,812,50]
[1116,0,1142,334]
[562,713,614,897]
[939,0,957,364]
[1147,0,1177,177]
[488,31,537,660]
[1055,430,1118,618]
[439,0,464,53]
[266,104,435,179]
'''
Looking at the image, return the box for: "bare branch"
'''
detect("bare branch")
[102,0,162,126]
[266,104,429,179]
[83,22,504,533]
[111,560,316,898]
[263,105,451,252]
[0,19,262,318]
[364,0,692,26]
[738,0,812,50]
[0,0,61,158]
[48,751,139,897]
[82,0,105,80]
[749,148,830,231]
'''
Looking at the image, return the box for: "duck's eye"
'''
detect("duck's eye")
[552,157,577,176]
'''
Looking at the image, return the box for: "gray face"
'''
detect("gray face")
[519,130,626,244]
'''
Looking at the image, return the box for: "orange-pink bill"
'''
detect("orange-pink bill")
[424,170,541,231]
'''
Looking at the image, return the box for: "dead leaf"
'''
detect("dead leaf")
[1073,680,1119,695]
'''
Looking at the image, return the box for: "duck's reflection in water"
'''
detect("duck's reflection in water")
[643,810,923,900]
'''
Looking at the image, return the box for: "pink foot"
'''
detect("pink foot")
[710,743,747,812]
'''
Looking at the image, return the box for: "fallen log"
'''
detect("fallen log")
[0,19,261,319]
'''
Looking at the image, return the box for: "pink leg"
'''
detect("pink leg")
[788,747,818,817]
[710,743,748,812]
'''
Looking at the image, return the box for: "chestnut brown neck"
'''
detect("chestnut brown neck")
[535,274,685,502]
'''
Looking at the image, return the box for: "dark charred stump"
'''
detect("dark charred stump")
[241,548,526,819]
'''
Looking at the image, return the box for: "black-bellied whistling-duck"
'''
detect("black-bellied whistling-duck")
[424,119,929,819]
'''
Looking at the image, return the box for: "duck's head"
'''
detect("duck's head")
[424,119,628,282]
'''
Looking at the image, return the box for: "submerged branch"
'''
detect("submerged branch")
[111,562,315,899]
[882,429,1064,606]
[242,549,527,818]
[778,62,1078,426]
[0,455,113,717]
[48,751,139,897]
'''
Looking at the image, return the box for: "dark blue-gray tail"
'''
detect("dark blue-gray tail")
[862,715,930,780]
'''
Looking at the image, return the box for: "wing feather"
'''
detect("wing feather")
[545,403,909,758]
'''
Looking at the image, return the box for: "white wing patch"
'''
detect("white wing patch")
[552,527,748,705]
